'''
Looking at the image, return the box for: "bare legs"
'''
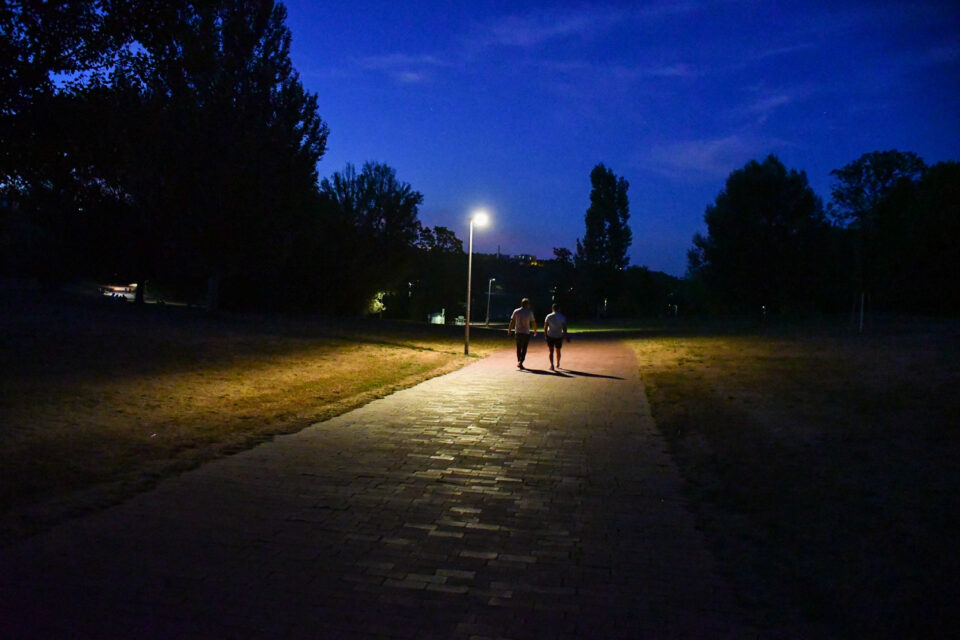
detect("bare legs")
[548,341,562,370]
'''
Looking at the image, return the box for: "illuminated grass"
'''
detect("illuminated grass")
[0,295,505,542]
[627,325,960,636]
[567,319,668,333]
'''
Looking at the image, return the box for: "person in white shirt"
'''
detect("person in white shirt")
[507,298,537,369]
[543,302,568,370]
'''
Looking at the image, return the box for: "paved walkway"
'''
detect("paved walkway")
[0,339,748,639]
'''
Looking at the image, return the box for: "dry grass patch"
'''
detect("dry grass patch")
[629,323,960,637]
[0,291,504,543]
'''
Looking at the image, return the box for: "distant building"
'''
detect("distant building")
[514,254,541,266]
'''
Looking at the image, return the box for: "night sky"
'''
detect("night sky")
[282,0,959,276]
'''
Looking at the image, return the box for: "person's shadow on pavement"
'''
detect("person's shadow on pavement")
[521,368,572,377]
[560,369,624,380]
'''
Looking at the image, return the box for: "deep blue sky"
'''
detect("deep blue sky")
[283,0,959,276]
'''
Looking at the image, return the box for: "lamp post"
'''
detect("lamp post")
[485,278,495,326]
[464,210,489,355]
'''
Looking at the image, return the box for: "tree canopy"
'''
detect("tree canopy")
[575,163,632,315]
[121,0,328,306]
[833,158,960,313]
[1,0,329,307]
[316,162,424,314]
[829,150,926,227]
[688,155,829,314]
[321,162,422,253]
[577,163,631,270]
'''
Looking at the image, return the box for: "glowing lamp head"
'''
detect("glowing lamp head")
[471,210,490,227]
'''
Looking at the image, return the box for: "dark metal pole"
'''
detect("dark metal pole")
[465,220,474,355]
[485,278,495,326]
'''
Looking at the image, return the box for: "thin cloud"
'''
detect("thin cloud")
[474,7,628,49]
[927,41,960,64]
[643,62,697,78]
[535,59,697,81]
[463,3,699,52]
[733,86,815,124]
[395,71,426,84]
[526,58,698,127]
[754,42,818,60]
[534,60,594,74]
[745,92,798,117]
[360,53,451,69]
[355,5,704,85]
[900,39,960,69]
[743,92,795,125]
[357,53,453,84]
[645,135,786,181]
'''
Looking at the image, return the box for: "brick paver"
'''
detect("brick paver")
[0,338,749,639]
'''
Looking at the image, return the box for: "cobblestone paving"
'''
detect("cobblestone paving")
[0,339,749,639]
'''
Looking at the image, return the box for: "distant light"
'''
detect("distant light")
[472,210,490,227]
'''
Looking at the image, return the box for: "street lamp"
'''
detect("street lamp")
[485,278,496,326]
[464,209,489,355]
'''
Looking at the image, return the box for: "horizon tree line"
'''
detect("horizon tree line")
[2,2,956,319]
[688,151,960,317]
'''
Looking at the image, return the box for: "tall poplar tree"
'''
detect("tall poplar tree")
[576,163,631,315]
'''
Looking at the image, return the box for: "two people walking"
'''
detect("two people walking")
[507,299,568,370]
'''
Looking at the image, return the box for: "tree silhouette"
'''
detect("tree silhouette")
[110,0,328,307]
[390,224,465,320]
[547,247,576,310]
[829,150,925,227]
[907,162,960,313]
[1,0,122,284]
[688,155,829,314]
[838,158,960,313]
[418,225,463,254]
[319,162,424,313]
[829,150,926,313]
[1,0,328,309]
[575,163,631,315]
[0,0,112,124]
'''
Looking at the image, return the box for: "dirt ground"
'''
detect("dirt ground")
[629,320,960,638]
[0,289,504,544]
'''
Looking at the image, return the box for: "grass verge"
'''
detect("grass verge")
[628,322,960,637]
[0,291,506,545]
